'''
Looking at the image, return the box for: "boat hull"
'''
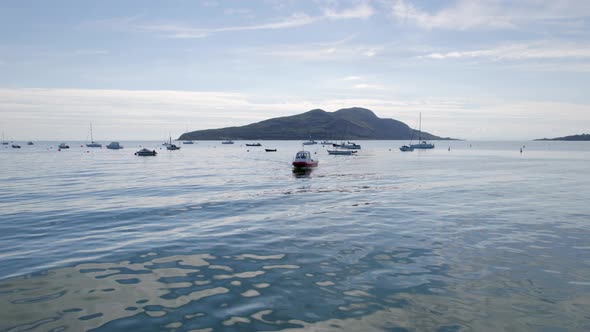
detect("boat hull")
[292,161,318,168]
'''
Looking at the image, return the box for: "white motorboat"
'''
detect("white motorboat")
[221,140,234,144]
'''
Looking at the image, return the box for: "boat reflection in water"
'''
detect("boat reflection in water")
[292,167,313,178]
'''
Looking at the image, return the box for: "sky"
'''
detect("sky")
[1,0,589,140]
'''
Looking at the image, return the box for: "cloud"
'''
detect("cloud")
[390,0,590,31]
[323,2,375,20]
[421,41,590,61]
[119,3,375,39]
[344,76,362,80]
[353,83,385,90]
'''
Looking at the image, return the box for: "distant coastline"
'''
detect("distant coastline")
[534,133,590,141]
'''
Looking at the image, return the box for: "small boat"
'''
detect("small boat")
[166,136,180,151]
[106,142,123,149]
[265,148,277,152]
[1,133,8,145]
[399,145,414,152]
[409,113,435,149]
[302,139,317,145]
[327,149,356,155]
[221,140,234,144]
[246,143,262,146]
[321,141,334,145]
[135,148,157,156]
[11,144,21,149]
[334,141,361,149]
[292,150,318,168]
[27,141,34,145]
[85,123,102,148]
[182,141,194,144]
[58,143,70,149]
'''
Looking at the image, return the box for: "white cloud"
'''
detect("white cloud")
[390,0,590,31]
[421,41,590,60]
[344,76,362,80]
[324,2,375,20]
[353,83,385,90]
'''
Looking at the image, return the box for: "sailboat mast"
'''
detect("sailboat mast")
[90,123,93,142]
[418,112,422,141]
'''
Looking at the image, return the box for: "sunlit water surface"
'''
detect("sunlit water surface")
[1,140,589,331]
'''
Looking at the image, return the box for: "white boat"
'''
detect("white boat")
[166,136,180,150]
[135,148,157,156]
[106,142,123,149]
[85,123,102,148]
[58,143,69,149]
[292,150,318,168]
[334,141,361,149]
[410,113,434,149]
[221,140,234,144]
[327,149,356,155]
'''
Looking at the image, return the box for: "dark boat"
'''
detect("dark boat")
[246,143,262,146]
[265,149,277,152]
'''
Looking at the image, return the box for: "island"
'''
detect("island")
[179,107,455,140]
[534,134,590,141]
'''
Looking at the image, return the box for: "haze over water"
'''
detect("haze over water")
[1,141,589,331]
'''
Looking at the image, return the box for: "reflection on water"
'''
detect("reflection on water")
[2,246,588,331]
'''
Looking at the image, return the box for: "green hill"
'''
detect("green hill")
[179,107,453,140]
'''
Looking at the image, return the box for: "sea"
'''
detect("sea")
[0,140,589,331]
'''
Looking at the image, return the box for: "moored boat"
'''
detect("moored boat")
[399,145,414,152]
[166,136,180,150]
[409,113,435,149]
[135,148,157,156]
[292,150,318,168]
[221,140,234,144]
[85,123,102,148]
[182,141,194,144]
[27,141,34,145]
[11,144,21,149]
[106,142,123,149]
[246,143,262,146]
[58,143,69,149]
[327,149,356,155]
[302,140,317,145]
[334,141,361,149]
[265,148,277,152]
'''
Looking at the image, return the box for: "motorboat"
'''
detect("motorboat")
[11,144,21,149]
[27,141,34,145]
[327,149,356,155]
[292,150,318,168]
[399,145,414,152]
[246,143,262,146]
[58,143,69,149]
[302,139,317,145]
[334,141,361,149]
[221,140,234,144]
[182,141,194,144]
[265,148,277,152]
[135,148,157,156]
[106,142,123,149]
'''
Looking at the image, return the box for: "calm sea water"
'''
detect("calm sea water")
[1,140,589,331]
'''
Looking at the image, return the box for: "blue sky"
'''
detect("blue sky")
[1,0,589,140]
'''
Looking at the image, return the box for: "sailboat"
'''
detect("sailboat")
[86,123,102,147]
[166,135,180,150]
[1,132,8,145]
[410,113,435,149]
